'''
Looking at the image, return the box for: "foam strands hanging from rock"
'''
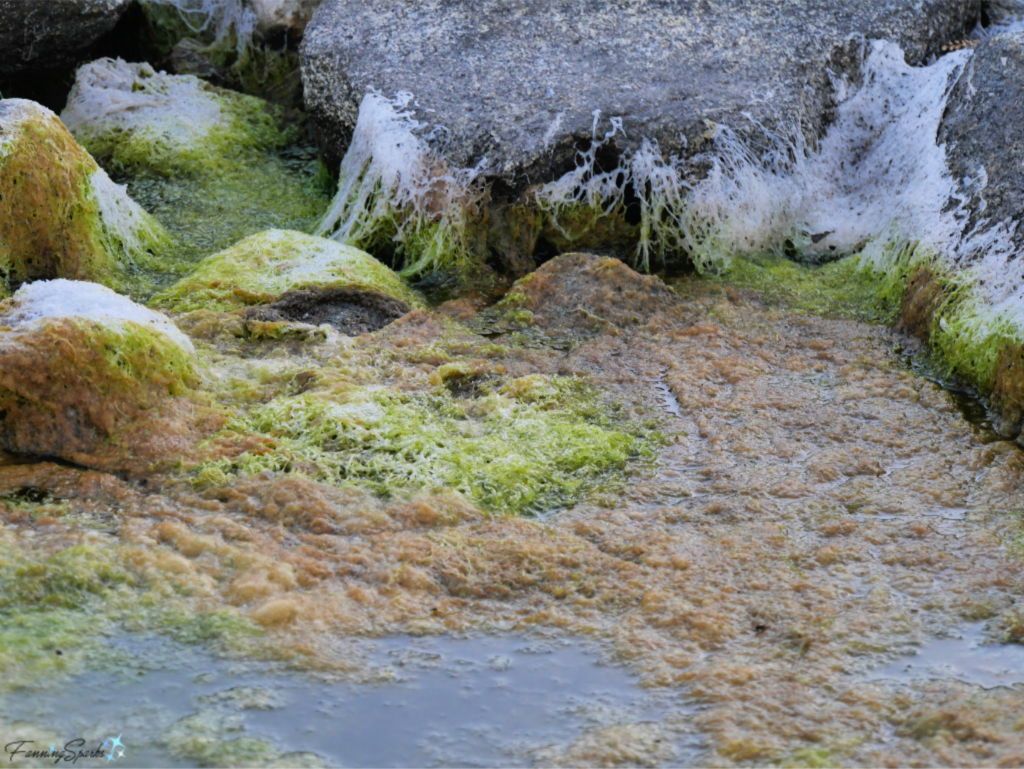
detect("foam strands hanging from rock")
[316,92,488,277]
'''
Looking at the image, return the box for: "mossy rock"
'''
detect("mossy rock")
[0,99,170,293]
[61,58,299,179]
[58,60,330,292]
[150,229,422,315]
[493,252,680,334]
[0,280,198,461]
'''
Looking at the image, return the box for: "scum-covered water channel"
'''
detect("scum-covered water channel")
[7,5,1024,769]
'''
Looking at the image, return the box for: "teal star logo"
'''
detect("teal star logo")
[104,735,125,762]
[48,745,55,753]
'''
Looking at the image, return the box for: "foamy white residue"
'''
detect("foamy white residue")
[678,40,1023,331]
[61,58,223,151]
[90,169,169,262]
[317,91,486,275]
[142,0,258,58]
[2,280,194,353]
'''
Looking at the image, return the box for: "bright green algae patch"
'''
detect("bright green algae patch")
[60,60,330,297]
[717,248,916,326]
[196,376,660,516]
[0,99,171,295]
[151,230,422,312]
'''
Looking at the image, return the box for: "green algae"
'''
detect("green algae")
[150,229,421,313]
[715,248,917,326]
[0,530,266,695]
[63,66,330,297]
[714,243,1024,423]
[0,102,172,295]
[195,376,661,516]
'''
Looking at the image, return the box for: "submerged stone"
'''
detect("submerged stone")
[0,0,131,75]
[0,99,170,294]
[150,230,422,323]
[0,280,199,466]
[493,252,681,335]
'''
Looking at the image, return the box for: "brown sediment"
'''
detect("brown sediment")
[6,254,1024,764]
[895,266,945,343]
[242,288,410,336]
[991,343,1024,438]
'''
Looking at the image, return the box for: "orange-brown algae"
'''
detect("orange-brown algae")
[4,254,1024,765]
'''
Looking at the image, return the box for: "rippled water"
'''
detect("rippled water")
[869,623,1024,690]
[0,634,700,767]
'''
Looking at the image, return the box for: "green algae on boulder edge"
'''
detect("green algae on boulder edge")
[0,99,171,294]
[316,92,487,278]
[60,59,330,288]
[0,280,198,464]
[150,230,422,313]
[62,58,297,178]
[196,375,659,515]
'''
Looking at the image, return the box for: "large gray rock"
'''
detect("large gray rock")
[301,0,980,189]
[939,29,1024,248]
[0,0,131,75]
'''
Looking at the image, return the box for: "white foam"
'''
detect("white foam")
[317,91,487,275]
[1,280,194,353]
[89,168,169,264]
[140,0,258,60]
[61,58,223,155]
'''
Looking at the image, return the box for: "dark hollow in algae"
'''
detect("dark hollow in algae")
[243,288,411,335]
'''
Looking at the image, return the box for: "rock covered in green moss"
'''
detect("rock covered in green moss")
[61,58,298,178]
[0,0,131,75]
[0,280,198,461]
[0,99,170,293]
[151,230,422,315]
[58,60,329,289]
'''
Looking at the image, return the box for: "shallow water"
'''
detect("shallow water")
[0,634,698,767]
[869,623,1024,690]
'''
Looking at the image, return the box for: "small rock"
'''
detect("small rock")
[151,230,421,334]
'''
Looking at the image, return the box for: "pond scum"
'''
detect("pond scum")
[5,17,1024,768]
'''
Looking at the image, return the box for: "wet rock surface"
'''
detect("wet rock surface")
[940,29,1024,247]
[0,0,131,75]
[301,0,980,181]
